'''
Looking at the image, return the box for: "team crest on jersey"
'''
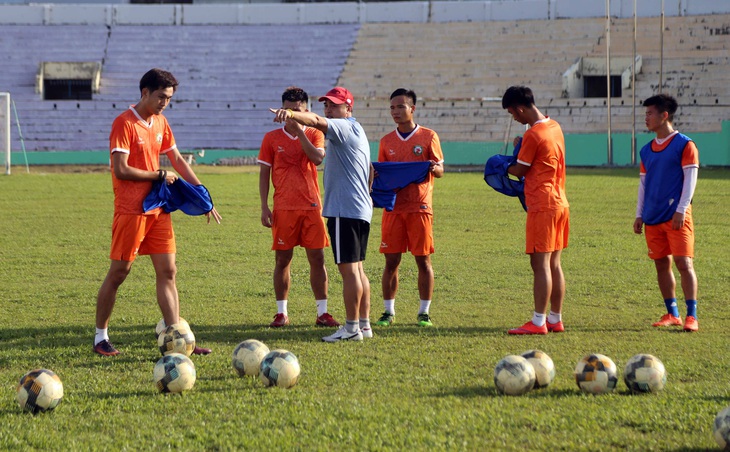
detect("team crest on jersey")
[412,145,423,156]
[156,133,163,144]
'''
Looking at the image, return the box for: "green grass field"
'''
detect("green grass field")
[1,166,729,450]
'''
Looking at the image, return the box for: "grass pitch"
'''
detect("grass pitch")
[0,166,729,450]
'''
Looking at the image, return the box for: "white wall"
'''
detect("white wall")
[0,0,728,25]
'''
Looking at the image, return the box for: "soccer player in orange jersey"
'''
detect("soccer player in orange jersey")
[258,87,339,329]
[502,86,570,335]
[94,68,222,356]
[633,94,699,332]
[374,89,444,327]
[270,87,373,342]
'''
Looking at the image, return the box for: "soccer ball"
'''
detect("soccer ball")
[521,350,556,389]
[494,355,536,396]
[259,349,301,389]
[16,369,64,414]
[713,406,730,449]
[623,354,666,394]
[153,353,196,394]
[155,317,190,337]
[574,354,618,395]
[157,323,196,357]
[232,339,270,377]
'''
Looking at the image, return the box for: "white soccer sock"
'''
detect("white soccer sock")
[359,318,371,330]
[94,328,109,346]
[384,299,395,315]
[276,300,288,315]
[532,312,546,327]
[548,311,562,324]
[316,299,328,317]
[418,299,431,315]
[345,320,359,333]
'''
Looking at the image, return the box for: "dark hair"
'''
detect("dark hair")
[282,86,309,104]
[139,68,178,94]
[390,88,417,105]
[501,85,535,109]
[643,94,678,122]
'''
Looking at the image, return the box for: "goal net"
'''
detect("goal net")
[0,93,9,175]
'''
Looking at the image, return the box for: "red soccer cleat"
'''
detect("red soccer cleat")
[683,316,698,332]
[508,321,548,335]
[315,312,341,327]
[192,346,212,355]
[652,313,682,327]
[270,313,290,328]
[547,321,565,333]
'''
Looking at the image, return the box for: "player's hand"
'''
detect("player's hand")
[513,136,522,148]
[165,171,178,185]
[671,211,685,230]
[633,217,644,234]
[269,108,293,123]
[261,206,273,228]
[206,207,222,225]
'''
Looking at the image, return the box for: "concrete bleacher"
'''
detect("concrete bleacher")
[1,23,359,152]
[1,13,729,157]
[341,15,730,143]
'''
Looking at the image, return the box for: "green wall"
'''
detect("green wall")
[10,121,730,167]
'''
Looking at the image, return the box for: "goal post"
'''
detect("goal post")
[0,93,9,175]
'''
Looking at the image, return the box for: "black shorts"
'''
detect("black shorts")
[326,217,370,264]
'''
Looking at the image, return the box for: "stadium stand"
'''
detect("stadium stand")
[0,24,359,152]
[0,13,728,157]
[342,15,730,143]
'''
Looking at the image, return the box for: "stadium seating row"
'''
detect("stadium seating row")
[0,14,727,153]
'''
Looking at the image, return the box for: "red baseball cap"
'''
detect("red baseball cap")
[319,87,354,107]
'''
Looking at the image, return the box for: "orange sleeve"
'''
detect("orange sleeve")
[517,130,538,166]
[258,132,274,166]
[308,128,325,150]
[429,132,444,162]
[378,134,388,162]
[681,141,699,167]
[161,120,176,154]
[110,117,132,153]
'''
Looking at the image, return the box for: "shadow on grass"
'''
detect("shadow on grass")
[433,385,578,399]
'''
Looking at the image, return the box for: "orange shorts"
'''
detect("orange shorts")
[644,213,694,260]
[271,209,329,250]
[525,207,570,254]
[110,212,175,262]
[379,211,434,256]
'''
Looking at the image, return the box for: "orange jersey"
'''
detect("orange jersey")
[258,127,325,211]
[377,125,444,214]
[109,107,176,215]
[517,118,569,212]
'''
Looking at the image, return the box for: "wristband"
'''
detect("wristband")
[158,169,164,180]
[286,109,294,119]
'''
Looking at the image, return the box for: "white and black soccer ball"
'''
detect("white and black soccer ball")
[623,354,666,394]
[16,369,64,414]
[574,354,618,395]
[521,350,556,389]
[713,406,730,449]
[153,353,196,394]
[157,323,196,357]
[494,355,536,396]
[155,317,190,338]
[232,339,270,377]
[259,349,301,389]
